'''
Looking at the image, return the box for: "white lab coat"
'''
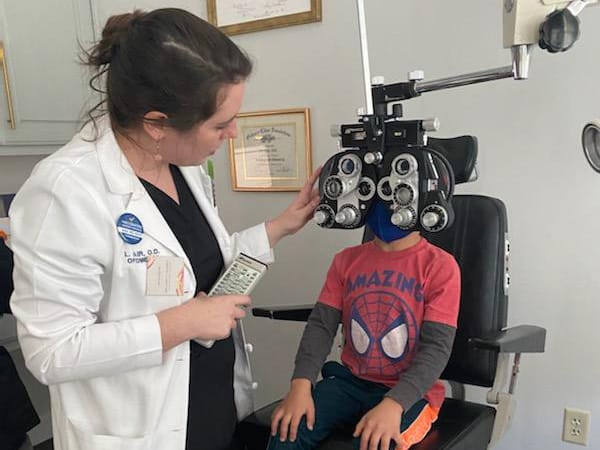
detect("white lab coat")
[9,121,273,450]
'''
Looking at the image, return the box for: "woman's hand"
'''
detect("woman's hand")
[157,292,250,351]
[266,167,322,247]
[270,378,315,442]
[353,397,406,450]
[189,292,251,340]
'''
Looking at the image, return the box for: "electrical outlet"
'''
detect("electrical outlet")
[563,408,591,445]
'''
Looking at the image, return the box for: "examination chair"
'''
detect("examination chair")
[0,238,40,450]
[239,194,547,450]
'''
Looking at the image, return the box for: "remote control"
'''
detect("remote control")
[195,253,268,348]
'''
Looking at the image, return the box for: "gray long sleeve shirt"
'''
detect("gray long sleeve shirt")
[292,302,456,410]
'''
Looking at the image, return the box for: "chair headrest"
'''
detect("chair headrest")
[427,136,478,185]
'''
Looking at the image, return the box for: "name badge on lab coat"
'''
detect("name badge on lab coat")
[146,256,184,296]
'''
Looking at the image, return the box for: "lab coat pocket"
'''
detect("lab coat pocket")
[67,417,152,450]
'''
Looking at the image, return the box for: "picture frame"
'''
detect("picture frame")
[228,108,312,191]
[207,0,322,36]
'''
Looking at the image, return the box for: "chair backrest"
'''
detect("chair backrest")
[363,195,508,387]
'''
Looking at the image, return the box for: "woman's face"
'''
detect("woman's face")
[162,82,245,166]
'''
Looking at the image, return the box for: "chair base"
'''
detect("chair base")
[239,398,495,450]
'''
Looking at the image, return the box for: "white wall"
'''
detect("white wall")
[225,2,600,449]
[222,2,600,449]
[2,1,599,449]
[0,156,45,194]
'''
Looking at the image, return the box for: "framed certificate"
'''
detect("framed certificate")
[207,0,322,36]
[228,108,312,191]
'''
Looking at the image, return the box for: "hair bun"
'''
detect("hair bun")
[86,10,145,67]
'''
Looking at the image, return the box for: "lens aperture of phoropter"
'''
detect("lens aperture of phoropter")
[381,180,392,197]
[395,158,411,175]
[340,158,355,175]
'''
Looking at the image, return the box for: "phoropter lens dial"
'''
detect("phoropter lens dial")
[393,183,415,206]
[420,204,449,232]
[324,176,345,200]
[314,204,335,228]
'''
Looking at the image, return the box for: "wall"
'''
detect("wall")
[0,156,46,194]
[2,1,599,449]
[217,2,600,449]
[222,2,600,449]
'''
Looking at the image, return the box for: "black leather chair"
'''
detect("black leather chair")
[1,239,41,450]
[239,195,546,450]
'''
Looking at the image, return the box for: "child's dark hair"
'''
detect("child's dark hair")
[83,8,252,135]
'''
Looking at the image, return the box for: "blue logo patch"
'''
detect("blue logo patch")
[117,213,144,244]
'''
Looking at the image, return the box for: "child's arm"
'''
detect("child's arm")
[385,251,461,409]
[270,303,342,442]
[385,321,456,408]
[293,302,342,383]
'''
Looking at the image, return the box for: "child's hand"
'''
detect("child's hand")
[270,378,315,442]
[353,397,405,450]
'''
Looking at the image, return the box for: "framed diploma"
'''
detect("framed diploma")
[207,0,322,36]
[229,108,312,191]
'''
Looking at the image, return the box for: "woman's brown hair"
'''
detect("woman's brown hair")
[83,8,252,135]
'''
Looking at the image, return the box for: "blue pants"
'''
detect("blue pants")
[267,362,429,450]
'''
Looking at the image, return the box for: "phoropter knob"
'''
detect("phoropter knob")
[314,210,329,225]
[364,152,383,165]
[421,118,440,132]
[314,205,335,228]
[335,207,359,227]
[391,207,416,229]
[420,205,449,232]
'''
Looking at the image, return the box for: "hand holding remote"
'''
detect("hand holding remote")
[195,253,268,348]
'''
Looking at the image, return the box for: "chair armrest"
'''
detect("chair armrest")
[252,305,314,322]
[470,325,546,353]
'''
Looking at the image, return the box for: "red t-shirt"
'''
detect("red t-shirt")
[318,237,460,407]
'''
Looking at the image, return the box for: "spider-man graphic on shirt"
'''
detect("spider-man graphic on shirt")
[347,290,419,378]
[318,238,460,407]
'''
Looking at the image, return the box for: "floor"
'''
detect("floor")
[33,440,52,450]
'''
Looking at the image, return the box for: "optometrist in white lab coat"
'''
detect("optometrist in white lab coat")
[9,113,321,450]
[10,9,322,449]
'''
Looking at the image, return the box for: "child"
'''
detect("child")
[268,200,461,450]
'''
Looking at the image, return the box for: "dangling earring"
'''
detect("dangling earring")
[154,138,163,162]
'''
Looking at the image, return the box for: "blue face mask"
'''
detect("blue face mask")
[366,200,410,243]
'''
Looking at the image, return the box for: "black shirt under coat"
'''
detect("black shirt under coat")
[140,165,238,450]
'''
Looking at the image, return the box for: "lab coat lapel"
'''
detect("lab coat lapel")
[125,189,187,260]
[95,122,187,260]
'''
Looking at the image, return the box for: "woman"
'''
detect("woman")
[9,8,320,450]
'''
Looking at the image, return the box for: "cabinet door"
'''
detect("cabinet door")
[0,0,96,146]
